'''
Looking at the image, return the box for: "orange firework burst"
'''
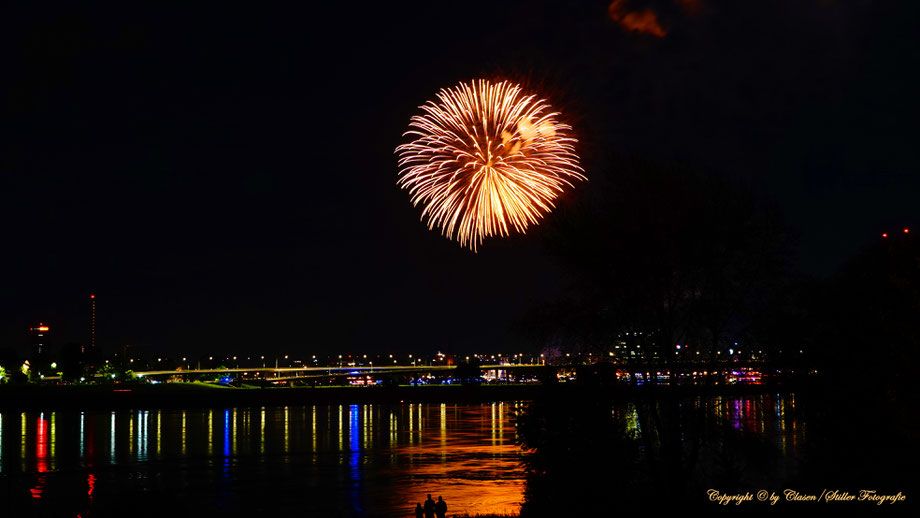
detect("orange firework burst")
[396,79,585,250]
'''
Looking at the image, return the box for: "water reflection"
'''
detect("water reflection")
[223,408,231,475]
[0,396,803,516]
[711,393,802,459]
[208,409,214,457]
[87,472,96,503]
[349,404,362,513]
[181,410,187,456]
[109,411,115,463]
[85,413,96,467]
[157,410,162,458]
[0,403,528,516]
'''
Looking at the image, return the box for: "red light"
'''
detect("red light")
[905,228,910,234]
[882,233,888,238]
[91,294,95,299]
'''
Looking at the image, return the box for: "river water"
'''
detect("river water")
[0,395,803,516]
[0,402,525,516]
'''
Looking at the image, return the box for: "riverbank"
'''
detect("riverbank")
[0,381,797,411]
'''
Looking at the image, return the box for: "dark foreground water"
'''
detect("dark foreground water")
[0,403,525,517]
[0,396,804,517]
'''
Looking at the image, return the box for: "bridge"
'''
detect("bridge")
[125,362,768,385]
[131,364,546,381]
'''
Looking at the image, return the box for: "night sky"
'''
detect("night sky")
[2,0,917,357]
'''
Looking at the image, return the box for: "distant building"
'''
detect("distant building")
[89,293,96,353]
[29,323,50,361]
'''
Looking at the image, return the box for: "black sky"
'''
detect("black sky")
[2,0,917,357]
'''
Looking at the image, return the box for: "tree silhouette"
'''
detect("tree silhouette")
[795,231,919,490]
[517,157,791,505]
[542,157,787,365]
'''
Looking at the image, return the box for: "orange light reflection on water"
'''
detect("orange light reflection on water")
[386,403,524,516]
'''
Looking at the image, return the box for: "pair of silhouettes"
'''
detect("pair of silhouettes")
[414,494,447,518]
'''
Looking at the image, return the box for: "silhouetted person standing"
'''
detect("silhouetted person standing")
[415,503,424,518]
[423,494,435,518]
[435,496,447,518]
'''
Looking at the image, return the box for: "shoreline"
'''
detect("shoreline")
[0,382,797,412]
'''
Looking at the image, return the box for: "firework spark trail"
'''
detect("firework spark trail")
[396,79,585,251]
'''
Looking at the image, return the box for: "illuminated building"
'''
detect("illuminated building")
[30,323,51,361]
